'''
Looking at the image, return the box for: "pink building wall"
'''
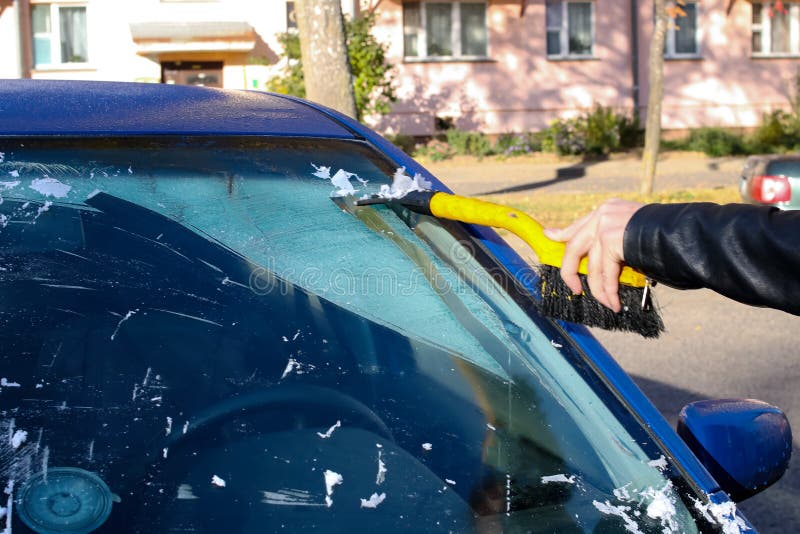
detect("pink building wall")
[370,0,799,136]
[645,0,799,130]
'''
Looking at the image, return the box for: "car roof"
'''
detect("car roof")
[0,79,358,139]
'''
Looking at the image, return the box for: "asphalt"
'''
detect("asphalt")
[425,152,744,196]
[426,152,800,534]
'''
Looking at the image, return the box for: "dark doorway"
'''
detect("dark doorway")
[161,61,223,88]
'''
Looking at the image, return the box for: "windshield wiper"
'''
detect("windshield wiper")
[332,195,522,376]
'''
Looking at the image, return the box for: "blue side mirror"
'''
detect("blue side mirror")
[678,399,792,502]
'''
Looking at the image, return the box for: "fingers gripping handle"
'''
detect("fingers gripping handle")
[428,193,646,288]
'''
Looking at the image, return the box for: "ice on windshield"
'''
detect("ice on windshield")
[0,139,722,533]
[29,177,71,198]
[694,497,751,534]
[1,149,505,378]
[311,163,369,196]
[376,167,432,199]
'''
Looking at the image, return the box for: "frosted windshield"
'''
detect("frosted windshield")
[0,138,716,533]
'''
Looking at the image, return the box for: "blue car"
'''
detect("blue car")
[0,80,790,533]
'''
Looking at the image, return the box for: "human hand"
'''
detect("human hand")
[543,199,644,312]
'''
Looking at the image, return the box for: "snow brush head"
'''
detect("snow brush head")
[537,267,664,338]
[352,191,664,338]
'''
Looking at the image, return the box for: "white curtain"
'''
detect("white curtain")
[403,2,421,57]
[567,3,592,55]
[60,7,88,63]
[426,3,453,56]
[771,5,790,53]
[461,3,487,56]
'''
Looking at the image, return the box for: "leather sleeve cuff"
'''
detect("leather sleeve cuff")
[622,201,800,315]
[623,203,710,290]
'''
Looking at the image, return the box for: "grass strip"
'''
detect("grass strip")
[481,185,741,230]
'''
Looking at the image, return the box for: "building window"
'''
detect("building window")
[31,3,88,68]
[286,1,297,30]
[403,2,488,60]
[665,2,699,57]
[546,1,594,59]
[162,61,224,88]
[752,2,800,56]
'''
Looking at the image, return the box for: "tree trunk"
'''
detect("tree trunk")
[295,0,358,119]
[641,0,669,196]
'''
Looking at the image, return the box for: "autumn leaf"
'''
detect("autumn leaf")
[665,5,687,18]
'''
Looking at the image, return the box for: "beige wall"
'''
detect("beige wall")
[18,0,290,88]
[29,0,156,83]
[0,2,22,78]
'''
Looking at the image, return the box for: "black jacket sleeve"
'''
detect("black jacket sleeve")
[623,202,800,316]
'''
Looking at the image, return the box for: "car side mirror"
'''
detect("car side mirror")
[677,399,792,502]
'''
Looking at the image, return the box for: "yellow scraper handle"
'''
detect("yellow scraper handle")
[428,192,646,288]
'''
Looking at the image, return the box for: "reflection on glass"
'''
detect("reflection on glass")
[32,4,52,67]
[403,2,421,57]
[461,3,487,56]
[0,137,715,532]
[567,2,592,55]
[426,3,453,56]
[59,6,88,63]
[771,7,790,52]
[674,3,698,54]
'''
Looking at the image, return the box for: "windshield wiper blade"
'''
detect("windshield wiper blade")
[333,194,521,375]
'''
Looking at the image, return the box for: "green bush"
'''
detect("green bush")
[494,133,533,157]
[685,127,745,157]
[266,33,305,98]
[585,105,622,155]
[414,139,455,161]
[541,117,587,156]
[663,109,800,156]
[346,13,397,118]
[540,105,639,156]
[661,137,691,151]
[386,133,417,155]
[527,131,546,152]
[747,110,799,153]
[444,129,493,158]
[267,12,396,121]
[618,113,643,150]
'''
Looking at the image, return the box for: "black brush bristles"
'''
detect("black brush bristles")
[536,265,665,338]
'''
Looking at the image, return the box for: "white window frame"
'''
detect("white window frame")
[664,1,701,59]
[403,1,489,61]
[31,1,89,69]
[752,2,800,57]
[545,1,595,60]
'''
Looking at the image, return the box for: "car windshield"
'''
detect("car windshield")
[0,137,715,533]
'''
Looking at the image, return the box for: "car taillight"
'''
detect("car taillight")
[750,174,792,203]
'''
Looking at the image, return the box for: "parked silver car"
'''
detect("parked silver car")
[739,154,800,209]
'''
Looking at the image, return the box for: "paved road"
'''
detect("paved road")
[427,154,800,533]
[593,288,800,533]
[426,152,744,196]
